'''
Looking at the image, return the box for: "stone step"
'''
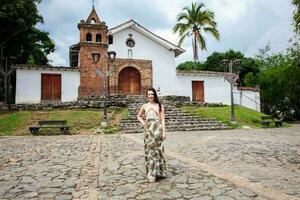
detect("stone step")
[120,120,222,125]
[127,112,200,117]
[128,107,179,110]
[128,112,195,116]
[121,122,226,128]
[121,102,228,133]
[123,126,229,133]
[121,117,218,121]
[122,124,228,131]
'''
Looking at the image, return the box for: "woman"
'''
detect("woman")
[137,88,167,182]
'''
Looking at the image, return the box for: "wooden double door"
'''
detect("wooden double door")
[192,81,204,102]
[118,67,141,95]
[41,74,61,101]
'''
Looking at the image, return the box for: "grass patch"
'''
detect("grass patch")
[0,108,130,136]
[34,110,103,135]
[101,126,120,134]
[179,105,268,128]
[0,111,35,136]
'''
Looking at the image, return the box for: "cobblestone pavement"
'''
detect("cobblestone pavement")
[0,125,299,200]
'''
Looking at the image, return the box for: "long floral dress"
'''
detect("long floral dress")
[144,108,167,180]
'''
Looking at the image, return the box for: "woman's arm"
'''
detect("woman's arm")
[161,105,166,140]
[137,104,145,126]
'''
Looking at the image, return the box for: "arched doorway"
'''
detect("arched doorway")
[118,67,141,95]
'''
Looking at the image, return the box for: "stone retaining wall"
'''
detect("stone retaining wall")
[0,95,224,111]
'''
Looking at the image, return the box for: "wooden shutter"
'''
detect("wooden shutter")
[192,81,204,102]
[41,74,61,101]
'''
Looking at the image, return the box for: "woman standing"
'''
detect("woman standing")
[137,88,167,182]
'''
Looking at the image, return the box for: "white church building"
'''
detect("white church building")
[14,7,260,112]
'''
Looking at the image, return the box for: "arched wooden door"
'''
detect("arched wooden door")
[118,67,141,95]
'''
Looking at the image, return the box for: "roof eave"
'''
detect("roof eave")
[109,19,185,56]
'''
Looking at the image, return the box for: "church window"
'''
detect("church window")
[126,38,135,47]
[86,33,92,42]
[96,34,102,42]
[108,35,113,44]
[128,49,133,59]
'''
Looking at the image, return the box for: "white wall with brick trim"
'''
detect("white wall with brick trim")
[15,69,80,104]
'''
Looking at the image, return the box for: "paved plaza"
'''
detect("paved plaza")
[0,125,300,199]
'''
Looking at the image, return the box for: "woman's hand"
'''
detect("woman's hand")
[162,134,166,140]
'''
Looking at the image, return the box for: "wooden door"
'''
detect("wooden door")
[41,74,61,101]
[118,67,141,95]
[192,81,204,102]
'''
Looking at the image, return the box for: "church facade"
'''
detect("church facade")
[14,7,260,112]
[69,7,184,97]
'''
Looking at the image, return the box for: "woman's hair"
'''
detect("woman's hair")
[146,88,162,112]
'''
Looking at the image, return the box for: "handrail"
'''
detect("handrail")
[234,91,260,105]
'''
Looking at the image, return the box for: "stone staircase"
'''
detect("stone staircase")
[120,101,229,133]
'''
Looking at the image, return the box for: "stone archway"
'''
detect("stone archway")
[118,67,141,95]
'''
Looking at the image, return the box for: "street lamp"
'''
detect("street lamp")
[108,51,116,62]
[95,51,117,127]
[92,52,100,63]
[220,59,241,124]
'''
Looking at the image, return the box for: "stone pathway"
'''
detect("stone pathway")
[0,125,300,199]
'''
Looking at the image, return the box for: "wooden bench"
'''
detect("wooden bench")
[261,116,283,128]
[29,120,70,135]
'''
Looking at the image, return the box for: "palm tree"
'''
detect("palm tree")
[173,2,220,62]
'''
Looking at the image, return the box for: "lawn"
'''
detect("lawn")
[179,105,274,128]
[0,108,128,136]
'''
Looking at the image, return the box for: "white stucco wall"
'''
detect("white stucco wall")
[234,88,261,112]
[15,69,80,104]
[175,75,232,105]
[108,27,177,95]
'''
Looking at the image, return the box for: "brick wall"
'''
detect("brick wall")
[77,19,153,97]
[108,58,152,95]
[78,43,109,97]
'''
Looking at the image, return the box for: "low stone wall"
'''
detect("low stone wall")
[0,95,224,111]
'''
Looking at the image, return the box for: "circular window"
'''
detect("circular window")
[126,39,135,47]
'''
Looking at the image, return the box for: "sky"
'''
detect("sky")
[37,0,295,66]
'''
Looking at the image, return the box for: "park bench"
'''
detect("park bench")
[261,116,283,128]
[29,120,70,135]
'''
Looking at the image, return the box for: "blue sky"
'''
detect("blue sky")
[37,0,295,66]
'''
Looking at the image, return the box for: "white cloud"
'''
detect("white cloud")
[245,19,293,56]
[207,0,247,24]
[48,52,67,66]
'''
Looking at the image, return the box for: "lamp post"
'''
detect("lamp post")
[95,51,116,127]
[220,59,241,124]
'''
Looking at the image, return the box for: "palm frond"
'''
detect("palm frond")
[195,32,207,50]
[178,32,190,47]
[203,27,220,40]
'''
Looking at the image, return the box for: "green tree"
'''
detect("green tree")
[176,61,205,70]
[255,49,300,120]
[287,34,300,67]
[243,72,259,86]
[173,2,220,62]
[204,49,244,72]
[292,0,300,33]
[203,49,260,85]
[0,0,55,64]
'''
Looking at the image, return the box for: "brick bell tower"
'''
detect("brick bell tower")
[78,6,108,97]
